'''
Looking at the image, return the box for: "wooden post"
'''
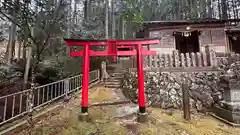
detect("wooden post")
[236,53,240,61]
[228,53,234,64]
[101,61,109,82]
[173,50,180,67]
[180,53,185,67]
[175,50,180,67]
[162,54,166,67]
[231,52,237,63]
[182,78,190,120]
[202,52,208,67]
[164,54,168,67]
[211,50,217,67]
[205,45,211,66]
[186,53,191,67]
[172,51,175,67]
[149,55,152,68]
[159,54,163,67]
[169,53,173,67]
[154,55,158,68]
[166,54,170,67]
[196,52,202,67]
[191,53,196,67]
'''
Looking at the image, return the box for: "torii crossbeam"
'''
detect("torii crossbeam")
[64,38,160,122]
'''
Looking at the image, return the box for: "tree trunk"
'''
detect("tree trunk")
[105,0,109,39]
[4,32,11,60]
[22,26,28,61]
[87,0,91,18]
[23,47,32,90]
[17,41,22,62]
[5,22,17,64]
[217,0,222,19]
[73,0,77,24]
[221,0,228,19]
[5,0,18,64]
[121,17,125,39]
[177,1,182,20]
[232,0,237,19]
[226,0,231,19]
[200,0,207,18]
[111,0,116,39]
[84,0,88,20]
[207,0,212,18]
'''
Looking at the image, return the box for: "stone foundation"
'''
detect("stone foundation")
[121,71,222,111]
[213,105,240,124]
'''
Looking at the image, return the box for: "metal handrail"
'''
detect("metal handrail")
[0,70,100,126]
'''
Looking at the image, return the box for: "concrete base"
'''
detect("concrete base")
[209,112,240,127]
[213,105,240,124]
[78,113,89,122]
[137,113,148,123]
[63,96,71,102]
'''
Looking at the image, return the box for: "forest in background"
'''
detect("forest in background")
[131,0,240,21]
[0,0,239,92]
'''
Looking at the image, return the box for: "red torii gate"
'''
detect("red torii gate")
[64,38,160,122]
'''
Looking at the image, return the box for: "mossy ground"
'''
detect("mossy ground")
[9,85,240,135]
[11,86,128,135]
[150,109,240,135]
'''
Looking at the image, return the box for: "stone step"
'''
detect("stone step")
[113,72,124,74]
[111,72,124,74]
[104,77,122,81]
[104,79,121,83]
[108,71,126,74]
[105,85,121,88]
[105,77,121,81]
[104,84,121,88]
[108,76,124,80]
[111,72,124,75]
[104,81,121,84]
[104,81,121,85]
[110,75,124,78]
[114,69,127,72]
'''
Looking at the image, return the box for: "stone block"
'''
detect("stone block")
[78,113,89,122]
[137,113,148,123]
[223,89,240,102]
[213,105,240,124]
[219,101,240,112]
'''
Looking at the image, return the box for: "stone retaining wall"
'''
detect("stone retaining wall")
[121,58,240,112]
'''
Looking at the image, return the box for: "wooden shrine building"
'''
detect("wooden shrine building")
[136,18,240,55]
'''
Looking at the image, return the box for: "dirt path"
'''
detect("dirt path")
[9,85,133,135]
[8,85,240,135]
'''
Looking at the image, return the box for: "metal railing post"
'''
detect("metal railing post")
[97,69,100,80]
[64,78,70,101]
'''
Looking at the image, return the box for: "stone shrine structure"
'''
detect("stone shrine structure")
[213,74,240,125]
